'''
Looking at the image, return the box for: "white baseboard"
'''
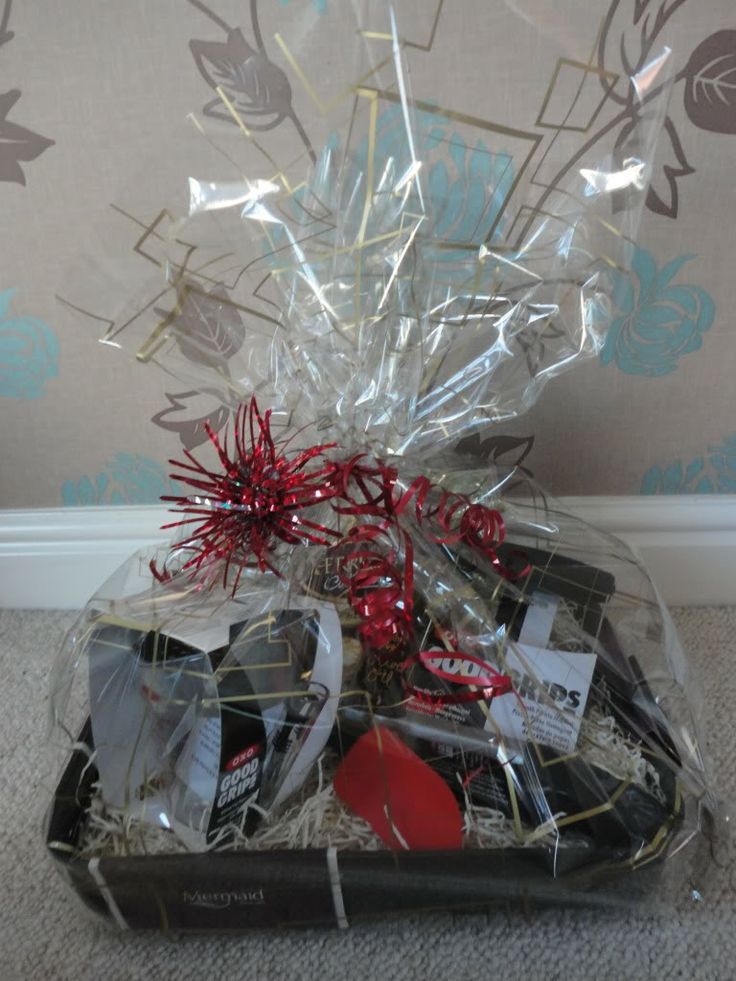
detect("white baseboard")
[1,497,735,609]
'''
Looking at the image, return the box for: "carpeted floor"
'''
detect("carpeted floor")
[2,607,736,981]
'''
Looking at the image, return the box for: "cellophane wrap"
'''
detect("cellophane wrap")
[47,1,721,922]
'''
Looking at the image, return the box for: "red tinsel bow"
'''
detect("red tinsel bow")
[158,399,343,585]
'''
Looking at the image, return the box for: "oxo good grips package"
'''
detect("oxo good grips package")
[86,596,342,851]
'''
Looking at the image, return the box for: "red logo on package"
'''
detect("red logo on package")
[226,743,262,771]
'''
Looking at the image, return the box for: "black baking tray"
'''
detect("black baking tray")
[46,720,679,932]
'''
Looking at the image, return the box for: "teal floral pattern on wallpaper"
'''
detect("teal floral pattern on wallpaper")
[277,0,327,13]
[266,104,513,268]
[62,454,178,506]
[0,288,59,398]
[356,103,514,255]
[641,435,736,494]
[600,248,715,377]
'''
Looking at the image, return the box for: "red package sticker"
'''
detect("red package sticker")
[334,726,463,851]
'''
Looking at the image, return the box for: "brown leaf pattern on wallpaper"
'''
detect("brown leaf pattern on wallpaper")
[150,1,324,453]
[594,1,736,219]
[597,1,690,107]
[0,0,12,47]
[187,0,316,161]
[0,2,53,185]
[0,90,53,184]
[152,391,231,450]
[453,432,540,500]
[153,282,245,370]
[191,28,293,129]
[683,31,736,134]
[643,116,695,219]
[455,433,535,471]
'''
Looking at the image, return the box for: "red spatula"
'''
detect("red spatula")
[334,726,463,850]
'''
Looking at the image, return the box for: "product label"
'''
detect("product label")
[485,644,597,756]
[209,746,263,837]
[173,706,266,848]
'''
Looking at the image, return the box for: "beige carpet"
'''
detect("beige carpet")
[2,607,735,981]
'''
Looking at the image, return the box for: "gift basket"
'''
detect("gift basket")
[46,1,721,931]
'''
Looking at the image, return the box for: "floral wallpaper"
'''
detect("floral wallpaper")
[0,289,58,399]
[60,455,180,507]
[1,0,736,508]
[641,436,736,495]
[600,248,715,378]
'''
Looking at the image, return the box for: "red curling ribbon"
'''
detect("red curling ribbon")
[401,649,514,706]
[332,454,397,518]
[341,526,415,651]
[388,474,530,582]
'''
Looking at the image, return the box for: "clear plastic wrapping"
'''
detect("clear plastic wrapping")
[46,1,721,928]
